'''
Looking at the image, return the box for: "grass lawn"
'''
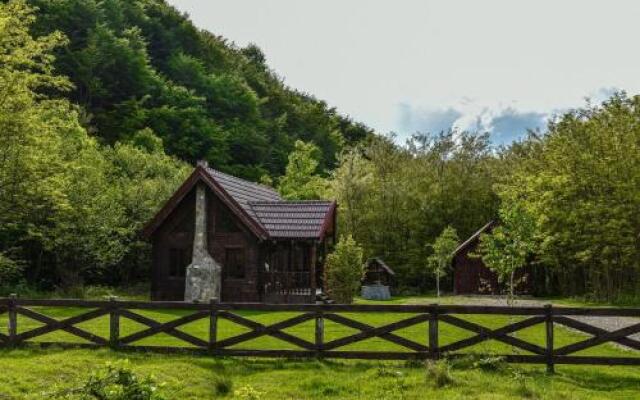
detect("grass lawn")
[0,295,639,399]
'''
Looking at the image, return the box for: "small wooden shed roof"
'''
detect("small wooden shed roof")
[365,257,396,276]
[451,220,497,256]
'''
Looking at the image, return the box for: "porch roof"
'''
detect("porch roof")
[249,200,336,240]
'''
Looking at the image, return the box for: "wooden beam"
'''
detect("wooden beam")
[310,243,317,302]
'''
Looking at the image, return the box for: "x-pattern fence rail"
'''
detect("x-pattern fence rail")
[1,295,640,372]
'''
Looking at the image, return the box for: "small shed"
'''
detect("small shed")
[452,221,534,295]
[363,257,395,286]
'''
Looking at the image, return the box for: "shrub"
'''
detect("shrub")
[425,360,454,388]
[450,354,508,372]
[324,235,364,304]
[55,360,166,399]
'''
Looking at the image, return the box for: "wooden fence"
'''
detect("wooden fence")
[1,295,640,372]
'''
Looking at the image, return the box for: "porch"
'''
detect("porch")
[262,240,326,303]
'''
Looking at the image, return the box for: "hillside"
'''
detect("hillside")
[27,0,372,180]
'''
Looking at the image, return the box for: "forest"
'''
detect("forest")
[1,0,640,302]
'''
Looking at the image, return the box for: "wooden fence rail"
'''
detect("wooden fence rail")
[2,295,640,372]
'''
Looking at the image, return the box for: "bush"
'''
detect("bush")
[450,354,508,372]
[324,235,364,304]
[55,360,166,399]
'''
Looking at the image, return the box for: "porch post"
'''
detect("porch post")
[310,242,317,302]
[287,240,293,303]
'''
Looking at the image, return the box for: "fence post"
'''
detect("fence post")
[8,294,17,347]
[109,296,119,349]
[429,304,439,360]
[545,304,554,374]
[209,298,218,353]
[315,311,324,356]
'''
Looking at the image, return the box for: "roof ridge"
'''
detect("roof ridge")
[452,220,497,256]
[249,200,333,205]
[206,167,280,197]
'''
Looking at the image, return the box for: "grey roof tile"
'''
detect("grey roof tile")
[204,168,334,239]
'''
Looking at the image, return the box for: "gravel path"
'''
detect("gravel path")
[412,296,640,351]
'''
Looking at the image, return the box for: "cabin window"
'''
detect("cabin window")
[225,247,245,278]
[169,248,189,278]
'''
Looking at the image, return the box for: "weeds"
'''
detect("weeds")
[213,375,233,396]
[425,359,454,388]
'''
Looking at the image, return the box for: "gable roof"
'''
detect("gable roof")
[451,220,497,256]
[143,165,336,241]
[365,257,395,276]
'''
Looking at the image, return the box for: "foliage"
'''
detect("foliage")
[476,203,536,303]
[0,252,23,286]
[277,140,329,200]
[0,0,189,288]
[330,133,499,291]
[497,94,640,300]
[450,354,508,372]
[55,360,166,399]
[324,235,364,304]
[27,0,372,178]
[427,226,459,297]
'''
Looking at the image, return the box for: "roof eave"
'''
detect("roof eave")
[141,166,270,241]
[316,200,337,241]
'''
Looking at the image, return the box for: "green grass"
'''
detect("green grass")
[0,296,639,399]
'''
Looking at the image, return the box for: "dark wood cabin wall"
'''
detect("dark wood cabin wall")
[150,186,261,302]
[207,191,260,302]
[151,190,196,300]
[453,240,534,295]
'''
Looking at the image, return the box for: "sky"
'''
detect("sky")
[167,0,640,145]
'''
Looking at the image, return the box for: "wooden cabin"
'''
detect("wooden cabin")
[143,162,337,303]
[362,258,395,286]
[452,221,533,295]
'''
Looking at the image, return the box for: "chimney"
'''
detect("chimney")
[196,159,208,169]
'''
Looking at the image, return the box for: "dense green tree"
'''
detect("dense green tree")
[476,203,536,303]
[0,1,189,289]
[330,133,499,291]
[24,0,370,179]
[324,235,364,304]
[498,94,640,301]
[278,140,329,200]
[427,226,459,297]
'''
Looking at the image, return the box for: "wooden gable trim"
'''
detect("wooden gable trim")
[142,166,268,240]
[451,220,498,257]
[198,169,268,240]
[317,201,338,241]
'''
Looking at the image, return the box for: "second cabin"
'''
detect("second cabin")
[143,162,337,303]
